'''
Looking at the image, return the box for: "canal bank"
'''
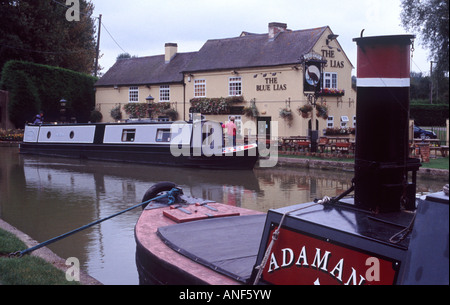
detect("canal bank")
[275,155,449,180]
[0,218,102,285]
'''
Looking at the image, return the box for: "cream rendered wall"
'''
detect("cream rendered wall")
[95,83,185,122]
[311,28,356,136]
[183,28,356,139]
[184,66,306,138]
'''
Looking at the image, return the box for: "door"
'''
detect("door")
[257,116,271,148]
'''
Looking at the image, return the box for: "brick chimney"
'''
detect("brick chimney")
[268,22,287,40]
[165,43,177,63]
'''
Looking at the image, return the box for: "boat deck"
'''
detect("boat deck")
[135,200,264,285]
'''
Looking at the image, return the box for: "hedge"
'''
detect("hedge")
[410,103,449,126]
[0,60,97,127]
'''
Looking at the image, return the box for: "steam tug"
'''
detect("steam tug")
[134,34,449,285]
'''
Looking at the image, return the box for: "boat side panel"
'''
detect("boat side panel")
[23,125,40,142]
[37,125,96,144]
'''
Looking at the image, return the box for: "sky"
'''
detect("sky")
[90,0,431,76]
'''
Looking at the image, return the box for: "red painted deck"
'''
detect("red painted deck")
[135,203,262,285]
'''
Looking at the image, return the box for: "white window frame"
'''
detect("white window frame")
[129,86,139,102]
[121,129,136,142]
[228,77,242,96]
[340,116,349,128]
[155,128,171,142]
[194,79,206,97]
[159,85,170,102]
[324,72,338,89]
[327,116,334,128]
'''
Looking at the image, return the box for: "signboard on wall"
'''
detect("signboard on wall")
[303,52,326,93]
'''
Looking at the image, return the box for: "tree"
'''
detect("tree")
[116,53,138,60]
[401,0,449,74]
[0,0,98,75]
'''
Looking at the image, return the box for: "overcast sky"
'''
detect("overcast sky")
[91,0,431,76]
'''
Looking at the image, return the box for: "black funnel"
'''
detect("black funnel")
[353,35,421,212]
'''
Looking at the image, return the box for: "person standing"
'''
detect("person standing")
[33,111,44,124]
[223,116,237,147]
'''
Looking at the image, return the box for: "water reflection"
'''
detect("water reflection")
[0,147,446,284]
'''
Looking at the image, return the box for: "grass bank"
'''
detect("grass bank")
[278,154,449,170]
[0,228,78,285]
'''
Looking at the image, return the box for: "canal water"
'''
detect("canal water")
[0,147,447,284]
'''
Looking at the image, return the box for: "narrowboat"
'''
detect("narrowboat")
[20,119,258,170]
[134,34,449,285]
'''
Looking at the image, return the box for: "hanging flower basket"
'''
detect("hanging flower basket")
[316,104,329,119]
[242,100,259,118]
[110,105,122,121]
[297,104,313,118]
[279,108,293,126]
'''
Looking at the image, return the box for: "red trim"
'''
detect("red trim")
[357,44,410,78]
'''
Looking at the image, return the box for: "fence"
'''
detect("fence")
[421,126,448,145]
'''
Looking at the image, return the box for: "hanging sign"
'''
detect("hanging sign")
[303,52,325,93]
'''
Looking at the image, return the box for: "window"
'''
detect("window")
[159,85,170,102]
[156,129,171,142]
[121,129,136,142]
[129,86,139,102]
[229,77,242,96]
[341,116,349,128]
[327,116,334,128]
[353,115,356,128]
[194,79,206,97]
[324,72,338,89]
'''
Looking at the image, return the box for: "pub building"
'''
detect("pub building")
[95,22,356,144]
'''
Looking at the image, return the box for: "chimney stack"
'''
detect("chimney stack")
[165,43,178,63]
[268,22,287,40]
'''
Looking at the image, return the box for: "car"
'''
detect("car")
[413,125,437,139]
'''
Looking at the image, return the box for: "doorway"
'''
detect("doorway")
[257,116,271,148]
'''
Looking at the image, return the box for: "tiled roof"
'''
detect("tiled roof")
[95,52,196,87]
[95,26,328,86]
[183,26,328,72]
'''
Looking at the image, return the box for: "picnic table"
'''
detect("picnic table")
[410,138,448,158]
[280,136,311,152]
[318,136,355,154]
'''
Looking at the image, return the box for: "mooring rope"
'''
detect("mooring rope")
[252,196,331,285]
[9,187,183,258]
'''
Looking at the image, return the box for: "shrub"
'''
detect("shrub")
[0,60,97,127]
[90,110,103,123]
[5,70,40,127]
[410,103,449,126]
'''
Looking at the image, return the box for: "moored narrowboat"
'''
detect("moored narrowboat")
[20,119,258,170]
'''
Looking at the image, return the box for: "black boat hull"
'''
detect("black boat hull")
[19,142,259,170]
